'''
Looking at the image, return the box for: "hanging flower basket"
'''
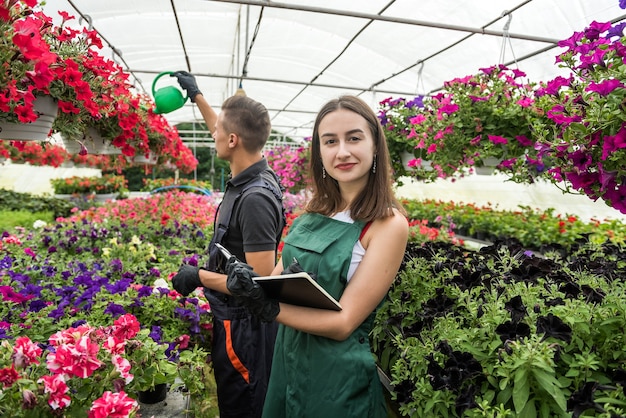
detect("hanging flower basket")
[0,96,58,141]
[128,152,158,165]
[474,156,502,175]
[62,128,122,155]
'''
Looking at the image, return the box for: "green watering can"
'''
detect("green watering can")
[152,71,188,114]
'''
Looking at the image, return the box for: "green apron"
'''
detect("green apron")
[262,213,387,418]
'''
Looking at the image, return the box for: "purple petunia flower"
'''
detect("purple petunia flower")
[105,278,133,294]
[104,303,126,317]
[137,286,153,298]
[0,255,12,269]
[149,325,163,342]
[48,307,65,320]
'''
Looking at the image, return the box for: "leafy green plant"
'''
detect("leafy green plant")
[0,188,75,220]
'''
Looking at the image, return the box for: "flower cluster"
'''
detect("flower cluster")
[3,140,67,167]
[532,20,626,213]
[0,314,149,417]
[379,65,544,182]
[265,141,310,193]
[50,174,127,195]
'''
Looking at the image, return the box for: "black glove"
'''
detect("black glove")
[171,71,202,102]
[282,258,317,281]
[225,256,280,322]
[225,257,263,300]
[172,264,203,296]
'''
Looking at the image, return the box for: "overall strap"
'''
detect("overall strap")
[207,171,284,272]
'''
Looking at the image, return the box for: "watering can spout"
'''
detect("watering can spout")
[152,71,188,114]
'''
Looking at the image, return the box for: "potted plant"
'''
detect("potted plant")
[532,20,626,214]
[1,1,196,169]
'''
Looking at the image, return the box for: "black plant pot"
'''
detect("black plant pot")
[138,383,168,404]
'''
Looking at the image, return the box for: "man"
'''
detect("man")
[170,71,285,418]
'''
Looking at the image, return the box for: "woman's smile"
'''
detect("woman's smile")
[336,163,357,170]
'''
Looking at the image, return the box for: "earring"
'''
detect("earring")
[322,166,326,179]
[372,155,377,174]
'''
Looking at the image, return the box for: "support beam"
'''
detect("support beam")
[205,0,561,44]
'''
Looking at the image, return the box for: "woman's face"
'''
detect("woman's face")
[318,108,376,190]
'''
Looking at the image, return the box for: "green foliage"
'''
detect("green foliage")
[0,188,75,220]
[0,209,53,231]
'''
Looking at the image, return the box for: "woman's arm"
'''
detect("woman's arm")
[274,209,409,340]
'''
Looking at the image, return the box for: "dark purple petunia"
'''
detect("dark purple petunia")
[104,303,126,317]
[109,259,123,272]
[137,286,153,298]
[0,256,13,269]
[175,307,201,335]
[48,306,65,320]
[28,299,47,313]
[41,265,56,278]
[607,21,626,38]
[71,319,87,328]
[504,296,527,323]
[567,382,607,418]
[149,325,163,342]
[536,313,572,343]
[105,278,133,295]
[405,96,425,109]
[495,321,531,343]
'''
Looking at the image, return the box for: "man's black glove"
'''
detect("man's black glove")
[225,256,280,322]
[172,264,203,296]
[225,257,263,300]
[171,71,202,102]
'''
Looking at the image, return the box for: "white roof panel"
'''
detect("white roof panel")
[39,0,626,140]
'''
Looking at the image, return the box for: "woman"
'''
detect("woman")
[228,95,408,417]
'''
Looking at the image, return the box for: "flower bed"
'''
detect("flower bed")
[0,191,217,416]
[373,238,626,417]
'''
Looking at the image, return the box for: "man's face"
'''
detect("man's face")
[213,112,231,160]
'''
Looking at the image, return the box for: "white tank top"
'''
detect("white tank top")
[331,211,365,282]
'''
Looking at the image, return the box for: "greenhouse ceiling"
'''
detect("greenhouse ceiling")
[40,0,626,141]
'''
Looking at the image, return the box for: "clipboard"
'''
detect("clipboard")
[253,272,342,311]
[215,243,342,311]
